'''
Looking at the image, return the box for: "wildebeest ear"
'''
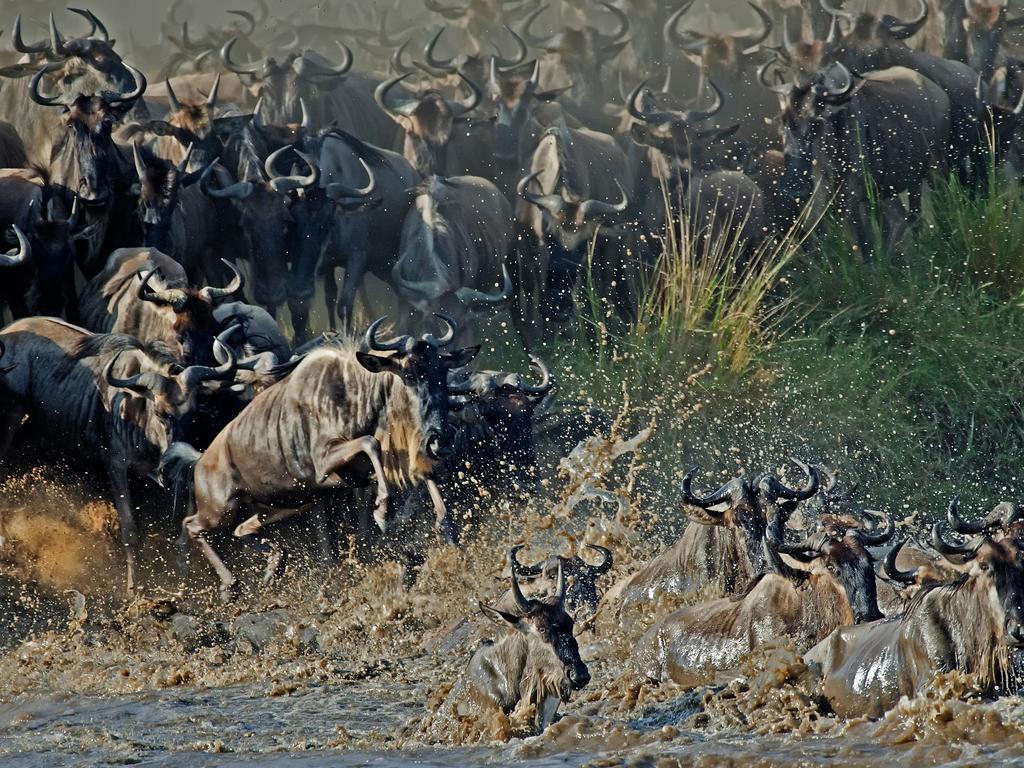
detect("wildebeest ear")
[480,603,521,627]
[356,350,399,375]
[442,345,481,369]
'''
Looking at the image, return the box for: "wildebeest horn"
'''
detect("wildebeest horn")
[364,316,411,353]
[390,38,415,75]
[199,259,244,302]
[509,559,532,613]
[553,560,565,604]
[947,496,1024,534]
[521,355,553,396]
[374,73,418,118]
[495,24,528,68]
[826,12,843,44]
[131,141,147,184]
[296,42,353,78]
[177,142,195,174]
[510,544,543,577]
[517,170,566,216]
[664,0,707,53]
[103,353,163,396]
[207,72,221,109]
[687,79,725,122]
[68,6,108,40]
[67,195,80,229]
[681,468,736,512]
[108,64,148,106]
[758,56,792,95]
[883,539,918,584]
[814,62,855,102]
[761,458,820,500]
[138,268,189,311]
[456,264,513,306]
[930,523,983,560]
[449,71,482,115]
[820,0,857,22]
[596,0,629,45]
[12,15,48,54]
[165,78,182,113]
[200,161,254,200]
[0,226,29,268]
[180,339,238,390]
[522,4,557,48]
[49,13,68,57]
[423,27,456,72]
[325,158,376,200]
[881,0,928,39]
[579,181,630,221]
[227,9,257,36]
[28,64,64,107]
[265,146,320,193]
[423,312,457,347]
[221,37,263,75]
[584,544,612,575]
[737,1,773,50]
[627,80,675,124]
[769,529,826,562]
[857,511,895,545]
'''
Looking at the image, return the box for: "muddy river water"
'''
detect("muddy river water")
[2,433,1024,767]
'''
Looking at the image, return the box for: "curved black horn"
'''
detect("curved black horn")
[449,70,482,115]
[325,158,376,200]
[374,73,417,119]
[0,226,29,268]
[857,511,895,546]
[423,312,457,347]
[207,72,221,109]
[930,523,983,561]
[738,0,773,50]
[882,0,928,39]
[364,316,410,353]
[820,0,857,21]
[553,560,565,604]
[221,36,263,75]
[104,353,160,396]
[199,259,244,302]
[199,160,254,200]
[596,0,629,44]
[108,64,148,106]
[12,15,48,54]
[423,26,456,72]
[137,268,189,310]
[686,79,725,122]
[510,544,543,577]
[521,4,557,48]
[494,24,528,68]
[521,354,553,396]
[680,468,735,512]
[509,560,532,613]
[455,263,513,306]
[28,64,64,107]
[165,77,182,113]
[585,544,613,575]
[883,539,918,584]
[761,458,820,501]
[517,170,566,216]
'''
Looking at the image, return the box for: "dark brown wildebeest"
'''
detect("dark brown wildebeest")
[773,62,950,257]
[437,558,591,734]
[159,316,479,600]
[805,522,1024,719]
[0,316,237,594]
[629,513,889,687]
[79,247,243,367]
[607,461,821,613]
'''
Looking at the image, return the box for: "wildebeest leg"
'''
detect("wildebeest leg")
[0,403,26,465]
[310,500,338,565]
[315,436,391,532]
[106,458,140,595]
[183,503,241,601]
[426,478,457,545]
[337,251,368,331]
[322,265,339,331]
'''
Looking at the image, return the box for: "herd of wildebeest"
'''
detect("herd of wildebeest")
[0,0,1023,732]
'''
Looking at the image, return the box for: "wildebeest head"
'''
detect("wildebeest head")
[413,23,527,85]
[423,0,539,48]
[136,262,244,366]
[626,77,735,170]
[820,0,929,70]
[221,37,354,126]
[978,63,1024,169]
[510,543,613,614]
[521,1,630,107]
[930,521,1024,646]
[964,0,1024,80]
[665,0,773,73]
[486,59,568,161]
[763,15,836,86]
[482,558,591,696]
[448,355,554,476]
[356,314,480,462]
[103,335,238,449]
[375,71,482,175]
[517,169,629,249]
[130,141,205,251]
[774,61,863,202]
[769,511,892,623]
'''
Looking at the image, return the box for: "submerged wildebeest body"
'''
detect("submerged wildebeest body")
[805,524,1024,719]
[608,462,821,612]
[160,317,478,600]
[438,559,590,734]
[630,511,890,687]
[0,316,235,593]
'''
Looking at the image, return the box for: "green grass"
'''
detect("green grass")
[544,175,1024,523]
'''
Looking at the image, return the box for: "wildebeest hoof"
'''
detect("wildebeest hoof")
[263,547,288,585]
[220,580,241,603]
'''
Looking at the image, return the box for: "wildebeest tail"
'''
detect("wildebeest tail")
[159,442,201,516]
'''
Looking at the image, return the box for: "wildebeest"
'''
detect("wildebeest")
[79,247,243,367]
[438,559,591,734]
[608,461,821,612]
[392,175,514,336]
[629,511,889,687]
[773,62,950,257]
[0,316,237,593]
[961,0,1024,80]
[508,542,613,615]
[805,522,1024,719]
[159,316,479,600]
